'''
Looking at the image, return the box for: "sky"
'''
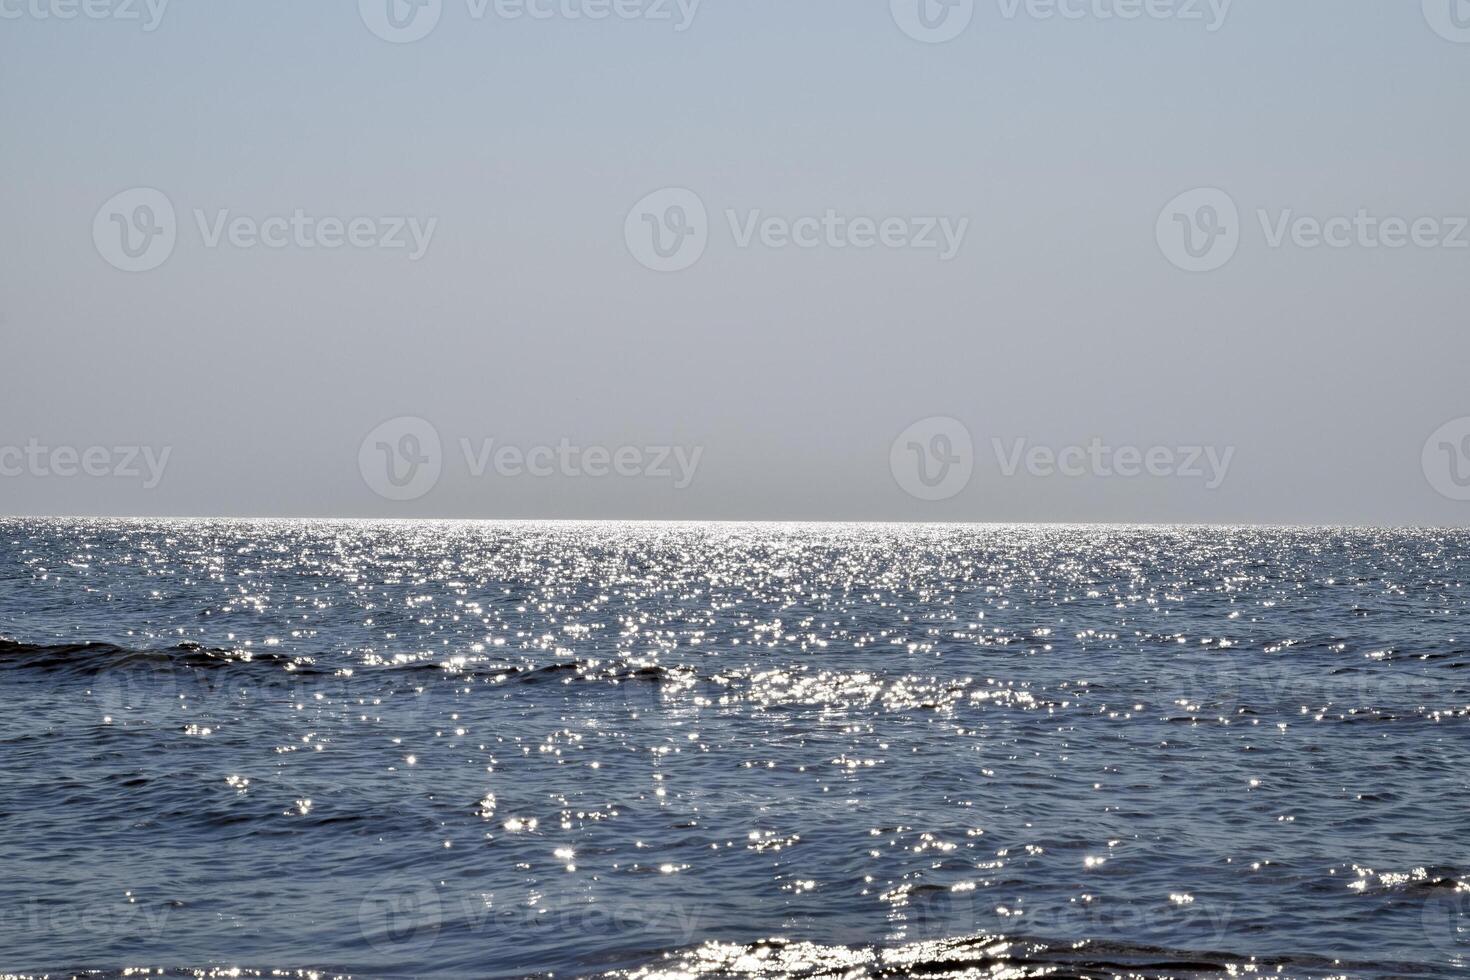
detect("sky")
[1,0,1468,523]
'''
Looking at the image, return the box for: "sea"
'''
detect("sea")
[1,519,1467,979]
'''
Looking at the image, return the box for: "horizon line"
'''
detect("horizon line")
[1,514,1465,532]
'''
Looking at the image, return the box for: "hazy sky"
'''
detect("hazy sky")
[2,0,1468,523]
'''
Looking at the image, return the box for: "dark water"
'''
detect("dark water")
[1,519,1468,980]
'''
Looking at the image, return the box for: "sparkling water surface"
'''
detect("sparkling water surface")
[1,519,1467,979]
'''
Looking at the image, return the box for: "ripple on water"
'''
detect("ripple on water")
[0,520,1467,979]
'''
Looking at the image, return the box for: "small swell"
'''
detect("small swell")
[384,655,685,687]
[0,637,319,676]
[513,660,678,686]
[596,933,1433,979]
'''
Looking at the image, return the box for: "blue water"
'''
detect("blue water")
[1,519,1467,979]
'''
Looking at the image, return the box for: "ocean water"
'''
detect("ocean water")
[1,519,1467,980]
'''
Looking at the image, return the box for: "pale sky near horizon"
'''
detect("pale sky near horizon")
[2,0,1468,523]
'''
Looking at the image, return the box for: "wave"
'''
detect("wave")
[509,659,681,685]
[5,931,1460,980]
[0,637,320,675]
[0,638,688,694]
[378,653,687,686]
[591,933,1458,979]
